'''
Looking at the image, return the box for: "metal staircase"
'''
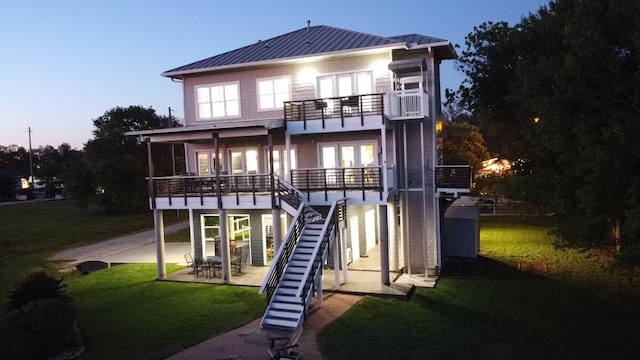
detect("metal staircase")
[259,196,345,340]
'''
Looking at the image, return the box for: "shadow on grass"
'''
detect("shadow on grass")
[319,256,640,360]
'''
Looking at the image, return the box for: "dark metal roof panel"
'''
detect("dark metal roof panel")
[388,33,448,45]
[164,25,406,75]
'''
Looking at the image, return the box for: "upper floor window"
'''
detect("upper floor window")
[196,82,240,119]
[257,76,290,110]
[317,71,373,98]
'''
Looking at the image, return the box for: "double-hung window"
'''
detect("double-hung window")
[196,82,240,119]
[257,76,290,110]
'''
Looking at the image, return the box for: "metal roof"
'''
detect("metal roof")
[163,25,454,77]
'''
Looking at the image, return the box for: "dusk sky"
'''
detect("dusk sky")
[0,0,549,149]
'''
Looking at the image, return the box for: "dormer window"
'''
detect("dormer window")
[257,76,290,110]
[196,82,240,119]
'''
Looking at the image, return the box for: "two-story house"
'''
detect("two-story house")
[129,24,471,334]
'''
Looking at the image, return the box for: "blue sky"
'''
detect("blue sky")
[0,0,549,149]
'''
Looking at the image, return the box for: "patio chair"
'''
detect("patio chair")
[194,258,209,278]
[184,253,196,275]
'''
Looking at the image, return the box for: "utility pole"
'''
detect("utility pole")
[27,127,34,188]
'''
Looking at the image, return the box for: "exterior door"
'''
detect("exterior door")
[230,148,258,175]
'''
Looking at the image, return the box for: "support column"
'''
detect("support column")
[333,232,340,290]
[316,274,323,309]
[189,209,196,258]
[154,209,166,279]
[379,205,390,285]
[388,200,399,271]
[219,208,231,283]
[341,225,348,284]
[272,208,282,252]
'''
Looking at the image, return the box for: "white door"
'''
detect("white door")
[230,148,258,175]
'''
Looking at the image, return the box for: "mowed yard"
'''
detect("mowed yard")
[2,201,640,359]
[318,216,640,360]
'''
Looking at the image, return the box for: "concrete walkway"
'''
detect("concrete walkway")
[167,293,363,360]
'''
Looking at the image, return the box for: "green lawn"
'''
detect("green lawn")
[0,200,185,301]
[64,264,265,360]
[318,216,640,360]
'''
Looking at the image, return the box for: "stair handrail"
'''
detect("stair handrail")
[259,202,306,301]
[274,175,304,211]
[295,199,346,301]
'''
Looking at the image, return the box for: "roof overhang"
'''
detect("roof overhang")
[409,41,458,60]
[162,43,406,79]
[388,58,427,73]
[126,119,285,143]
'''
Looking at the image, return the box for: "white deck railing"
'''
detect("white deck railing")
[385,89,429,120]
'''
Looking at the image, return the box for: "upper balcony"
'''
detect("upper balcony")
[283,90,430,134]
[435,165,472,198]
[385,89,429,121]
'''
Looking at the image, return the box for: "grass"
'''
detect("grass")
[318,216,640,360]
[0,200,186,301]
[64,264,265,360]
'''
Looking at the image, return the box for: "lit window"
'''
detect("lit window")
[258,77,290,110]
[196,82,240,119]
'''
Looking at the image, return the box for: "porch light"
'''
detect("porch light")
[533,117,540,123]
[297,66,318,84]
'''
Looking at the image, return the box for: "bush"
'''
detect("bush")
[0,298,80,360]
[6,271,70,311]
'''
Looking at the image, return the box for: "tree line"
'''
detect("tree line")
[448,0,640,260]
[0,106,183,213]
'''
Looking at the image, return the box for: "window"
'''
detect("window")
[319,141,377,168]
[317,71,372,98]
[196,82,239,119]
[257,77,290,110]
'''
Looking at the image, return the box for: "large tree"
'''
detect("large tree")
[456,0,640,255]
[76,106,181,213]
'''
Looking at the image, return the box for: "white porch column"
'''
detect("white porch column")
[379,205,390,285]
[333,232,340,290]
[154,209,166,280]
[272,208,282,252]
[341,225,348,284]
[388,200,399,271]
[189,209,195,259]
[219,208,231,283]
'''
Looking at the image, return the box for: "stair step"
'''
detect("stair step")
[262,318,298,329]
[289,260,308,267]
[273,295,299,304]
[283,273,304,281]
[276,287,298,295]
[267,310,302,320]
[271,302,304,312]
[280,280,301,288]
[292,254,311,261]
[286,267,305,274]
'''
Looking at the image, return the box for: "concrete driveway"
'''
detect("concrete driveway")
[49,222,191,268]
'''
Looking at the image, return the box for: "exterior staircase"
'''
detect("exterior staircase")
[259,196,345,343]
[261,221,325,330]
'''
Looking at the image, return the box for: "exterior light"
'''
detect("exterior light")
[533,117,540,123]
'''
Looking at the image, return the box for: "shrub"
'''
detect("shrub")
[5,271,70,312]
[0,298,80,360]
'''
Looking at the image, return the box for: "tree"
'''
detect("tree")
[440,119,490,173]
[76,105,181,213]
[456,0,640,256]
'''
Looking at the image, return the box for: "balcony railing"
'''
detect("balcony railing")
[385,89,429,120]
[149,174,273,206]
[283,93,385,128]
[435,165,472,190]
[291,166,383,201]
